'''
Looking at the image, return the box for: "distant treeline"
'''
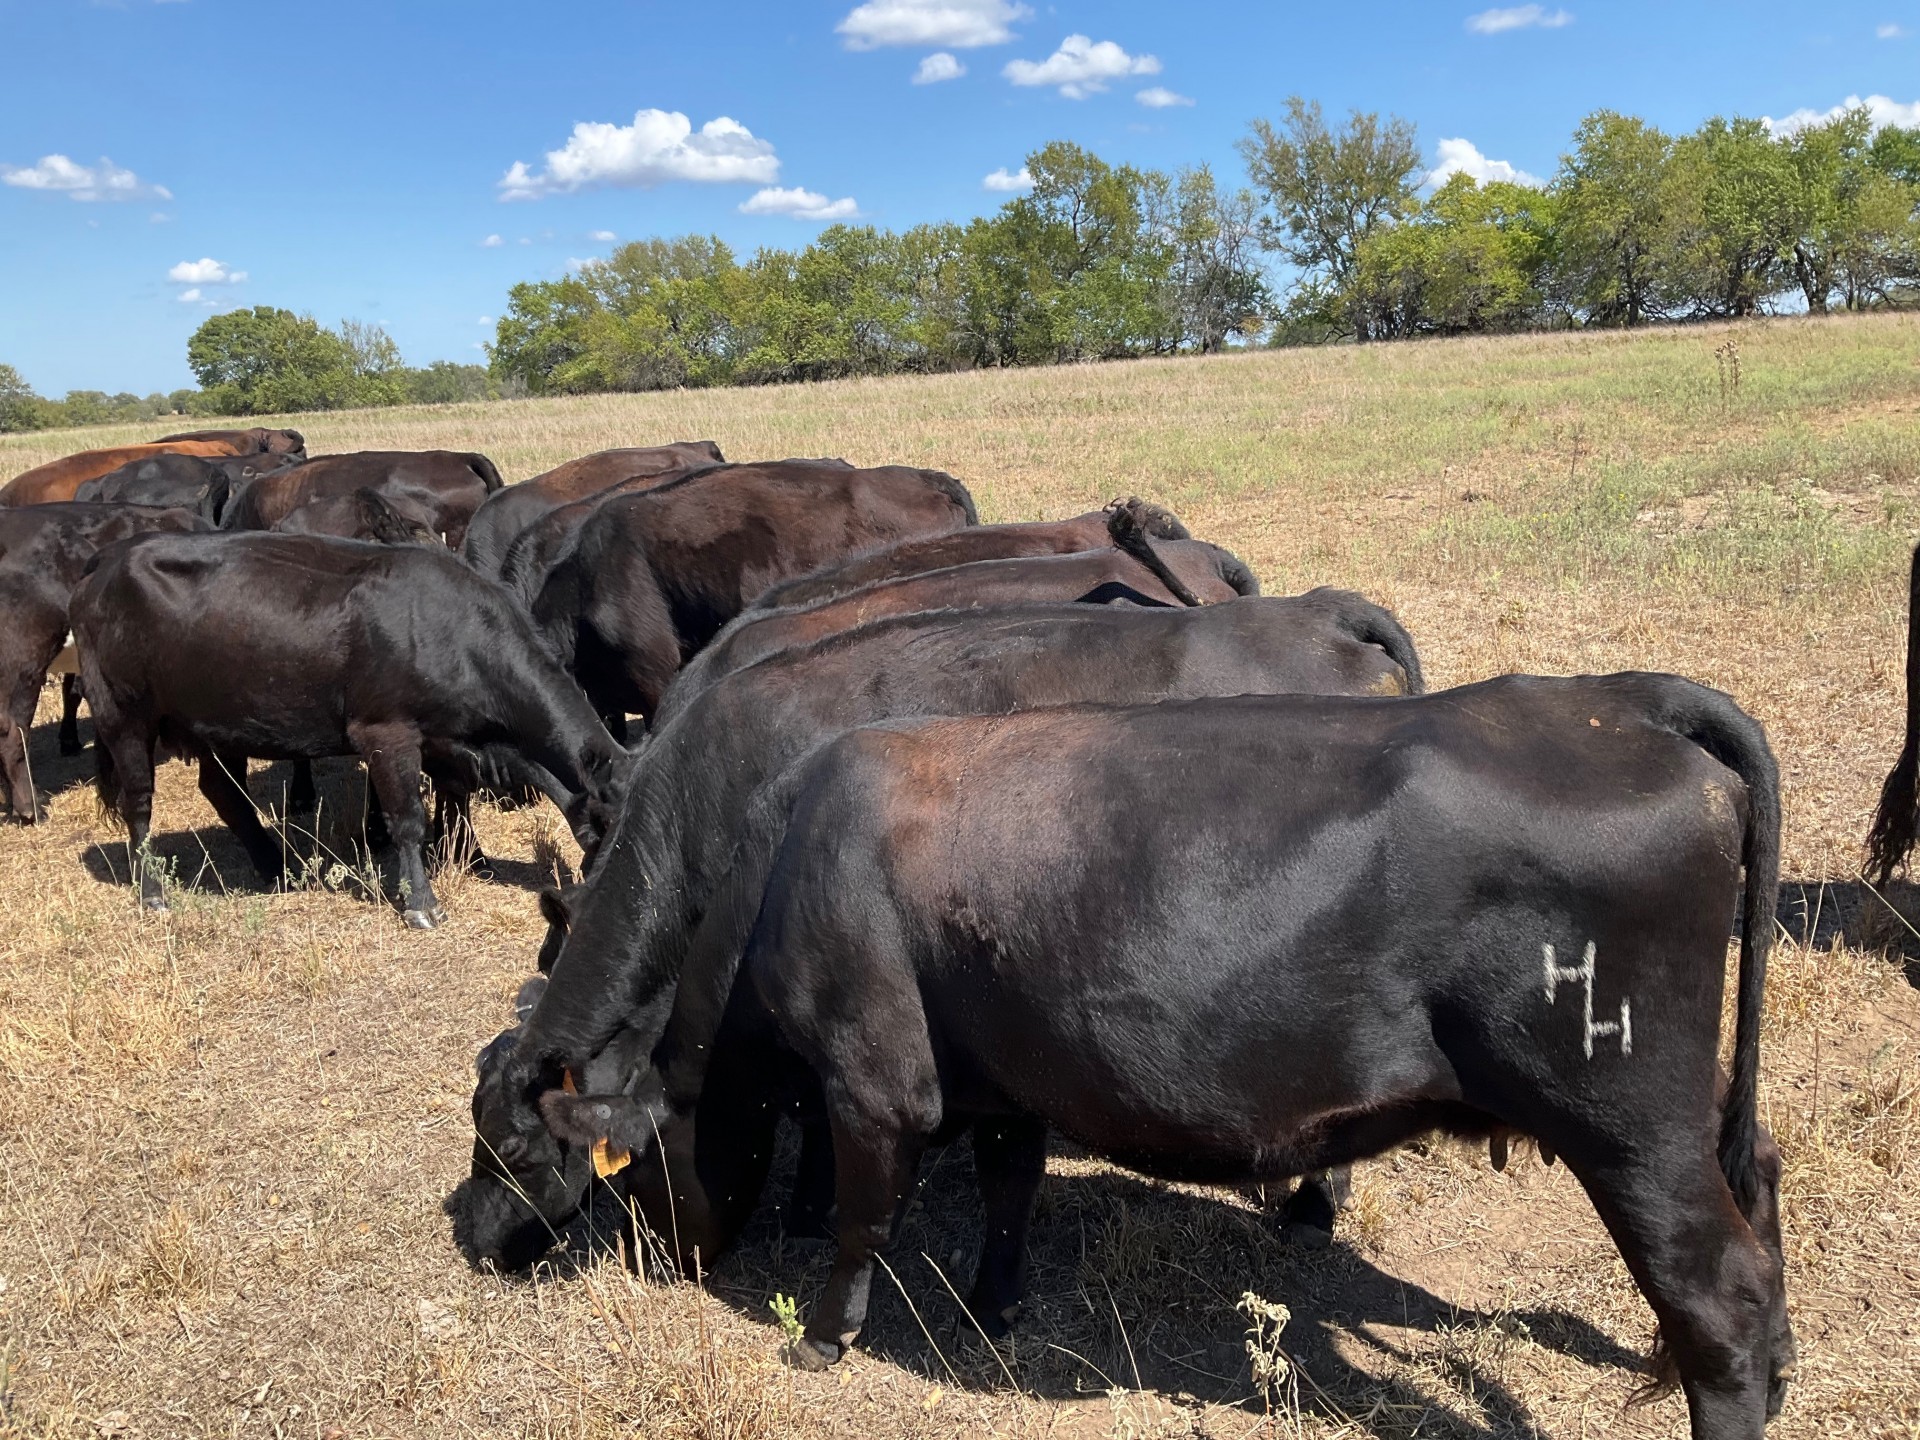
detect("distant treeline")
[5,97,1917,428]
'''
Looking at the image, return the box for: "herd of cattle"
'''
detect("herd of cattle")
[16,416,1920,1438]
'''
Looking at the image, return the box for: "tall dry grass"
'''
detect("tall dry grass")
[3,312,1919,1438]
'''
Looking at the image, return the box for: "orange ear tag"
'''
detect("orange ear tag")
[561,1069,632,1176]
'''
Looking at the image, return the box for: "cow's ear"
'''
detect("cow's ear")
[538,1087,663,1156]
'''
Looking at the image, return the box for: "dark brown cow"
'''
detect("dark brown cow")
[0,503,210,820]
[750,502,1192,610]
[0,441,251,507]
[462,442,725,578]
[220,451,504,550]
[73,451,301,519]
[152,427,306,456]
[274,489,441,545]
[519,460,976,728]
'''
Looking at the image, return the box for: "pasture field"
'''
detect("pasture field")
[3,313,1919,1439]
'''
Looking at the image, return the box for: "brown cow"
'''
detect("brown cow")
[220,451,504,550]
[0,440,251,507]
[461,442,725,577]
[153,427,306,457]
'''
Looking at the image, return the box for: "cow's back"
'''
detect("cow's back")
[1,441,245,507]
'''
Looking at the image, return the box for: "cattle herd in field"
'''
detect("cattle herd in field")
[13,419,1920,1437]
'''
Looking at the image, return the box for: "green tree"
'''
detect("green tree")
[1551,111,1677,325]
[1869,124,1920,186]
[1665,116,1797,316]
[0,364,59,432]
[1355,174,1557,337]
[184,306,404,413]
[1238,98,1423,340]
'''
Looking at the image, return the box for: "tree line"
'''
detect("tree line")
[4,98,1917,430]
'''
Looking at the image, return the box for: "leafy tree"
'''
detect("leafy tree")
[402,362,498,405]
[1666,116,1798,316]
[1551,111,1677,325]
[1869,125,1920,186]
[0,363,58,432]
[1238,98,1423,340]
[1165,166,1270,352]
[1355,175,1558,337]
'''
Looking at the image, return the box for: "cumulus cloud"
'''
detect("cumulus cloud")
[913,51,966,83]
[983,165,1033,191]
[588,229,616,241]
[1877,22,1910,38]
[500,109,779,200]
[0,153,171,202]
[739,186,860,220]
[168,257,247,285]
[478,316,493,325]
[1004,35,1160,98]
[176,288,202,303]
[1136,86,1193,109]
[838,0,1029,50]
[1766,93,1920,134]
[480,233,504,247]
[1426,138,1544,188]
[1466,5,1573,33]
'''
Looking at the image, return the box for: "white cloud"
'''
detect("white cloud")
[1877,22,1910,38]
[1426,137,1544,188]
[499,109,779,200]
[739,185,860,220]
[1136,86,1193,109]
[588,228,616,241]
[0,153,171,202]
[1003,35,1160,99]
[983,165,1033,191]
[481,233,504,247]
[176,288,202,303]
[167,257,247,285]
[478,316,493,325]
[913,51,966,83]
[1766,93,1920,135]
[838,0,1029,50]
[1465,5,1573,33]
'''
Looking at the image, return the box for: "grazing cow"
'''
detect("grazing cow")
[0,504,209,821]
[667,515,1259,706]
[71,533,628,928]
[548,675,1793,1438]
[749,501,1192,612]
[73,451,302,519]
[1866,543,1920,883]
[0,440,252,507]
[456,592,1423,1269]
[517,460,977,728]
[461,442,726,577]
[220,451,504,550]
[273,488,441,545]
[153,427,306,457]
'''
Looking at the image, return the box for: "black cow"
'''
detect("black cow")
[71,533,628,927]
[1866,542,1920,883]
[274,488,441,545]
[221,451,503,550]
[515,460,977,730]
[73,451,301,520]
[461,442,726,578]
[0,503,209,821]
[456,592,1423,1269]
[668,515,1259,707]
[548,675,1793,1438]
[748,501,1191,612]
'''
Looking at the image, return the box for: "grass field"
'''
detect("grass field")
[2,313,1918,1439]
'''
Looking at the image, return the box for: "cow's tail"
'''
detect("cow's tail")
[1866,542,1920,883]
[468,454,506,492]
[1105,498,1202,607]
[1655,681,1780,1219]
[1314,589,1425,695]
[924,469,979,526]
[1210,544,1261,597]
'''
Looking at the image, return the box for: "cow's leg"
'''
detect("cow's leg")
[784,1116,837,1241]
[351,724,443,929]
[58,674,84,756]
[1578,1146,1782,1439]
[105,735,166,912]
[288,760,317,817]
[1,682,40,822]
[964,1114,1048,1339]
[195,749,288,887]
[1280,1166,1353,1240]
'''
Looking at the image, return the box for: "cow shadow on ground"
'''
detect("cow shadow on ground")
[516,1132,1647,1438]
[1776,876,1920,987]
[13,713,96,814]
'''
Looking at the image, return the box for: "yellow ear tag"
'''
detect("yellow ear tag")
[561,1069,632,1176]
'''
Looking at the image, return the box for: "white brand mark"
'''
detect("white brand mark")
[1542,941,1631,1059]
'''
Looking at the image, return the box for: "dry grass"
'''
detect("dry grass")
[4,312,1920,1438]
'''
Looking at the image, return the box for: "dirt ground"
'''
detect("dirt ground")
[3,316,1918,1438]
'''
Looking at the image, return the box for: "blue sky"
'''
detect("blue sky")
[2,0,1916,394]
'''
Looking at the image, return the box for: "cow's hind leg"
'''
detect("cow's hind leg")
[59,674,85,756]
[104,735,166,912]
[351,724,443,929]
[1578,1146,1782,1439]
[1279,1166,1353,1243]
[964,1115,1047,1339]
[1,686,40,823]
[195,749,289,888]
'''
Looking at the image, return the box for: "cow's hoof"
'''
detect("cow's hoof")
[789,1338,841,1372]
[141,897,171,916]
[1281,1221,1335,1251]
[403,905,446,931]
